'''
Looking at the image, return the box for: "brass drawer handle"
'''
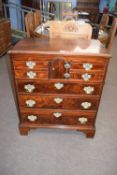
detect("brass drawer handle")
[53,112,62,118]
[82,73,92,81]
[64,73,70,79]
[83,63,93,70]
[83,86,94,94]
[24,84,36,93]
[54,97,63,104]
[26,61,36,69]
[27,115,38,122]
[54,82,64,90]
[26,100,36,107]
[78,117,88,124]
[64,62,71,69]
[81,102,92,109]
[27,71,36,79]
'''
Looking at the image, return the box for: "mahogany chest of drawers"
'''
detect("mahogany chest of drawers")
[9,38,111,138]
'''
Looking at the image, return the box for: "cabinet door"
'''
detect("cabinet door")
[49,58,71,79]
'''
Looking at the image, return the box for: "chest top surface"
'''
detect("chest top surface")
[9,38,111,58]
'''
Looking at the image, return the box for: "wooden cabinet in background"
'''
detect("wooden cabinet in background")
[0,0,2,18]
[22,0,42,9]
[76,0,99,22]
[0,19,12,56]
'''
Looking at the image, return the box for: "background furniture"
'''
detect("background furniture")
[25,18,93,39]
[62,10,78,20]
[22,0,43,9]
[49,21,92,39]
[9,37,111,138]
[25,11,48,38]
[0,18,12,56]
[75,0,99,22]
[25,12,35,38]
[34,10,42,28]
[48,0,72,19]
[98,17,117,51]
[0,0,2,18]
[99,13,109,30]
[106,18,117,51]
[91,13,109,39]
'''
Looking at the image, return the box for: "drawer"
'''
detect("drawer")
[14,70,48,79]
[70,71,104,81]
[14,69,104,81]
[20,109,96,126]
[70,61,106,71]
[17,80,102,95]
[13,60,48,70]
[18,95,99,110]
[13,55,106,71]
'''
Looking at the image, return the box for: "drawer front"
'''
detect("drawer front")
[71,60,105,71]
[13,55,106,81]
[17,80,102,95]
[20,109,96,126]
[13,60,48,70]
[13,59,106,71]
[70,61,106,71]
[12,54,107,64]
[69,71,104,81]
[14,69,104,81]
[14,70,48,79]
[18,95,99,110]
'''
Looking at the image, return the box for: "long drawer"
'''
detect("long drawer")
[20,109,96,126]
[14,69,104,81]
[13,55,107,71]
[18,94,99,110]
[17,80,102,95]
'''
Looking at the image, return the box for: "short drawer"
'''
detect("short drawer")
[18,95,99,110]
[17,80,102,95]
[12,55,107,72]
[70,71,104,81]
[70,61,106,71]
[20,109,96,126]
[14,70,48,79]
[13,60,48,70]
[14,69,104,81]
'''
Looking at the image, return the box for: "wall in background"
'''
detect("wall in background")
[99,0,117,13]
[44,0,77,9]
[8,0,22,29]
[109,0,117,12]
